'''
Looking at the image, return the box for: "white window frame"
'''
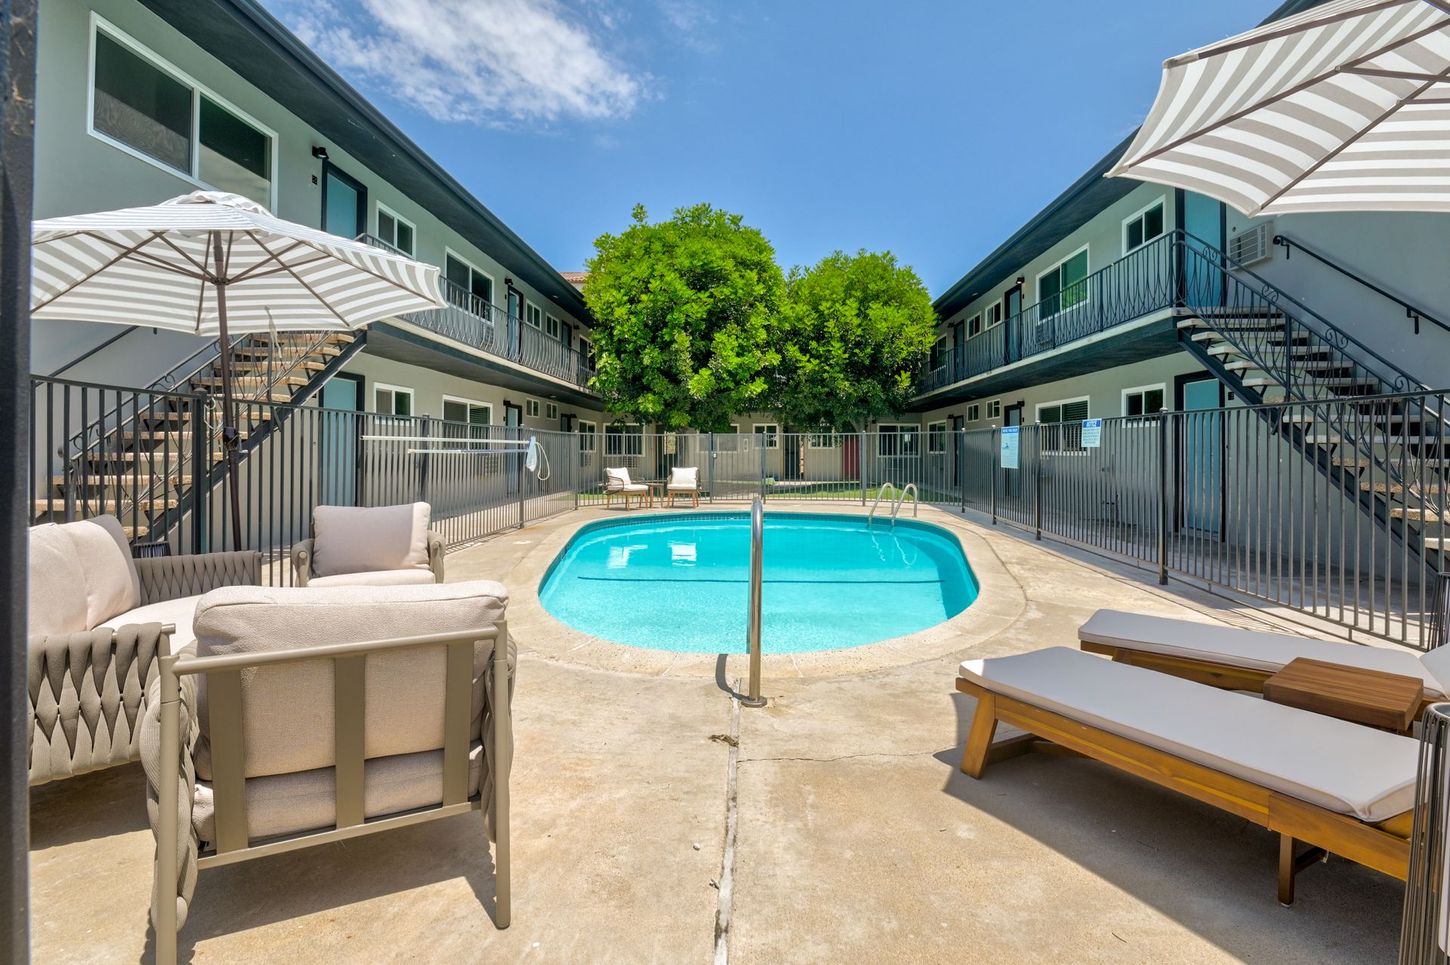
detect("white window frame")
[442,247,495,310]
[441,394,491,426]
[986,399,1002,421]
[1121,198,1167,256]
[753,423,780,449]
[1036,395,1091,454]
[87,15,279,210]
[926,420,948,454]
[525,398,540,418]
[578,419,598,453]
[807,432,840,448]
[545,402,559,420]
[1035,244,1091,319]
[525,303,543,329]
[876,423,919,457]
[604,422,644,457]
[373,382,415,418]
[545,314,561,339]
[967,313,983,338]
[966,403,981,422]
[1122,382,1167,422]
[375,202,416,257]
[984,303,1003,329]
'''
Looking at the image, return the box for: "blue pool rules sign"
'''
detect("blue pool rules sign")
[1081,418,1103,448]
[1000,426,1020,469]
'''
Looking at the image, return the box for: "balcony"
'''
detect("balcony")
[360,235,597,392]
[918,231,1182,398]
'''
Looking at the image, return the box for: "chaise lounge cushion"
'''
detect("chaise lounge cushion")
[191,581,509,782]
[1079,609,1447,698]
[99,596,204,652]
[310,503,431,578]
[958,646,1418,822]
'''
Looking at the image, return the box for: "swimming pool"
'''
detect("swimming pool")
[539,512,978,653]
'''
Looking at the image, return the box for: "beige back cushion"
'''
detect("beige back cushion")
[192,581,508,780]
[604,467,632,489]
[57,515,140,627]
[27,523,90,636]
[311,502,430,577]
[669,467,698,487]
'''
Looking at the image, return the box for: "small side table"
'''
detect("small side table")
[1262,657,1422,734]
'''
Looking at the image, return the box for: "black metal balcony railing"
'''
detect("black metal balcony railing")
[359,235,597,391]
[921,231,1181,393]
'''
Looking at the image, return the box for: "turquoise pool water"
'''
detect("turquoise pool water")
[539,513,978,653]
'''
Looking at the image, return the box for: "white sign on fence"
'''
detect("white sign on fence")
[1000,426,1020,469]
[1081,418,1103,449]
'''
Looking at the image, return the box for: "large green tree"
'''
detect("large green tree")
[773,249,937,431]
[583,203,784,431]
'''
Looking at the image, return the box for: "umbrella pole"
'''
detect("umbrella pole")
[212,234,244,550]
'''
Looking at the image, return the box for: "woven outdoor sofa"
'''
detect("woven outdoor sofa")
[27,515,259,785]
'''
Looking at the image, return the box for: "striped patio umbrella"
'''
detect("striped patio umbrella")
[31,190,445,546]
[1108,0,1450,216]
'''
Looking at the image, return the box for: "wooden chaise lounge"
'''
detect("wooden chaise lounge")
[1078,609,1449,715]
[955,646,1418,904]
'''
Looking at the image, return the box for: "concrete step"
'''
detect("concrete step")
[33,494,180,517]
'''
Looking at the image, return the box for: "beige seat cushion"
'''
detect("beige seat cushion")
[311,503,430,578]
[1079,609,1446,698]
[192,581,508,782]
[958,646,1418,822]
[308,569,437,588]
[604,467,634,490]
[57,515,140,627]
[193,744,482,843]
[668,467,699,489]
[28,523,89,636]
[100,595,204,652]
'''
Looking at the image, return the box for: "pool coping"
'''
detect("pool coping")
[499,502,1028,679]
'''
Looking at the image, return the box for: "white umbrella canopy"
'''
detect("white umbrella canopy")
[31,190,444,331]
[1108,0,1450,216]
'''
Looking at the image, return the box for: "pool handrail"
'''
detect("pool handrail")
[891,484,920,522]
[867,482,899,523]
[743,496,767,708]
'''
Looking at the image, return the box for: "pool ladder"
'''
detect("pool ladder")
[743,496,766,708]
[867,482,919,525]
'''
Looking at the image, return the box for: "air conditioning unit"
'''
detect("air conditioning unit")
[1228,221,1274,267]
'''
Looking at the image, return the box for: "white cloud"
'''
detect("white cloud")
[656,0,716,53]
[275,0,643,125]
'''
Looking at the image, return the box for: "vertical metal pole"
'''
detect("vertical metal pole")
[190,392,208,554]
[958,428,966,514]
[860,429,867,505]
[708,432,715,504]
[1157,408,1169,585]
[759,438,766,499]
[0,3,36,956]
[990,427,999,525]
[743,495,766,708]
[1032,424,1043,541]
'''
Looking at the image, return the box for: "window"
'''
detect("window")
[966,403,981,422]
[808,432,840,448]
[715,423,742,452]
[927,420,947,453]
[579,420,597,453]
[577,336,596,372]
[986,399,1002,420]
[1123,384,1166,419]
[985,303,1003,329]
[374,383,413,417]
[376,204,415,256]
[1037,397,1091,452]
[1123,200,1166,255]
[1037,246,1090,318]
[525,399,540,418]
[753,424,780,449]
[967,313,983,338]
[545,402,559,420]
[877,424,919,457]
[90,20,275,207]
[545,314,561,339]
[930,335,947,371]
[441,397,491,445]
[525,304,543,329]
[605,423,644,456]
[443,252,494,314]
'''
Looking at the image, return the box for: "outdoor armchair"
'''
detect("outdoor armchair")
[665,466,701,508]
[141,581,516,965]
[289,502,444,586]
[27,514,260,785]
[602,467,649,509]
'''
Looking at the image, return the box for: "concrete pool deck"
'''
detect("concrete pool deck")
[30,504,1406,962]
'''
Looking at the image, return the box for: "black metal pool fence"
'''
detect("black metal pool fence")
[30,374,1450,646]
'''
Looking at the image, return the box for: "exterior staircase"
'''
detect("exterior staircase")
[1173,237,1447,569]
[35,330,365,546]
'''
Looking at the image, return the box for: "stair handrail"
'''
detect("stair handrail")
[1178,229,1431,396]
[45,325,139,378]
[1271,232,1450,339]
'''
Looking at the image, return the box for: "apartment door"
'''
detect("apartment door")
[950,321,964,377]
[319,373,363,507]
[782,432,804,481]
[321,163,367,239]
[1002,283,1024,364]
[1181,191,1226,308]
[503,401,523,495]
[506,288,523,360]
[1178,375,1224,534]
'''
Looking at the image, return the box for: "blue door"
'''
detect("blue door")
[320,374,362,506]
[1182,191,1225,308]
[1181,377,1222,533]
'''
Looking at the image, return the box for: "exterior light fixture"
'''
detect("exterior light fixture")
[311,146,329,160]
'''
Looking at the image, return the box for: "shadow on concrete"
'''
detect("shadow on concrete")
[934,690,1401,962]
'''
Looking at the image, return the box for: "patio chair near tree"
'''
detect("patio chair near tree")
[27,515,259,785]
[142,582,515,965]
[603,467,649,509]
[666,466,701,508]
[290,503,445,587]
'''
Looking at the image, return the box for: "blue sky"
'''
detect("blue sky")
[264,0,1275,295]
